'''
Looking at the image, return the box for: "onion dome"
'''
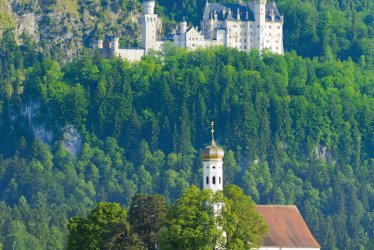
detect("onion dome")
[202,122,224,161]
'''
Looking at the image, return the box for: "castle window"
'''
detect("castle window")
[213,166,216,169]
[213,176,216,185]
[219,177,221,184]
[250,25,253,28]
[277,26,280,29]
[206,177,209,184]
[207,166,209,169]
[257,25,259,28]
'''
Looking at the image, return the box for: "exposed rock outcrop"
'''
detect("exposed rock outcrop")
[4,0,142,63]
[62,125,82,157]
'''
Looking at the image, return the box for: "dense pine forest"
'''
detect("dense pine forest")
[0,0,373,249]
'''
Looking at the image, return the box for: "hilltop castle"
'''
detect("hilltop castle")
[97,0,284,61]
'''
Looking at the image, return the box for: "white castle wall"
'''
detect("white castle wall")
[176,1,284,55]
[116,48,145,61]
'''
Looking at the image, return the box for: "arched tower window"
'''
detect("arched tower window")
[213,176,216,185]
[206,176,209,185]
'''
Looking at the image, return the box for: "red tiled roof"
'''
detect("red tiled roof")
[256,205,320,248]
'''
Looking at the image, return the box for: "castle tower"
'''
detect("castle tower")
[142,0,158,53]
[180,20,187,34]
[97,39,103,49]
[254,0,266,51]
[113,36,119,57]
[179,20,187,47]
[202,122,224,192]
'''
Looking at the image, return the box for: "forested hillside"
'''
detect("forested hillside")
[0,0,373,249]
[0,27,373,249]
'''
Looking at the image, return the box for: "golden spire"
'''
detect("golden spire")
[210,121,216,146]
[202,121,224,160]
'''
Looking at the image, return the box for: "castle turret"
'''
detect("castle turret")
[142,0,155,14]
[180,20,187,34]
[113,36,119,57]
[202,122,224,192]
[142,0,158,53]
[213,10,218,20]
[228,7,232,17]
[97,39,103,49]
[179,20,187,47]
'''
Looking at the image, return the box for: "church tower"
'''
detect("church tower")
[202,122,224,192]
[142,0,158,53]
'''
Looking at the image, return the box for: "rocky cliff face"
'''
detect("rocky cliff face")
[4,0,142,63]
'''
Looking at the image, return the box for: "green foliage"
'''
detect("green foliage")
[158,186,220,250]
[0,32,373,249]
[67,202,142,250]
[158,185,268,249]
[277,0,374,64]
[128,194,167,250]
[222,185,268,249]
[0,1,15,32]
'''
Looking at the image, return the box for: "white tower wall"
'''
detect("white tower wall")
[113,37,119,57]
[254,0,266,50]
[203,159,223,192]
[142,1,158,53]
